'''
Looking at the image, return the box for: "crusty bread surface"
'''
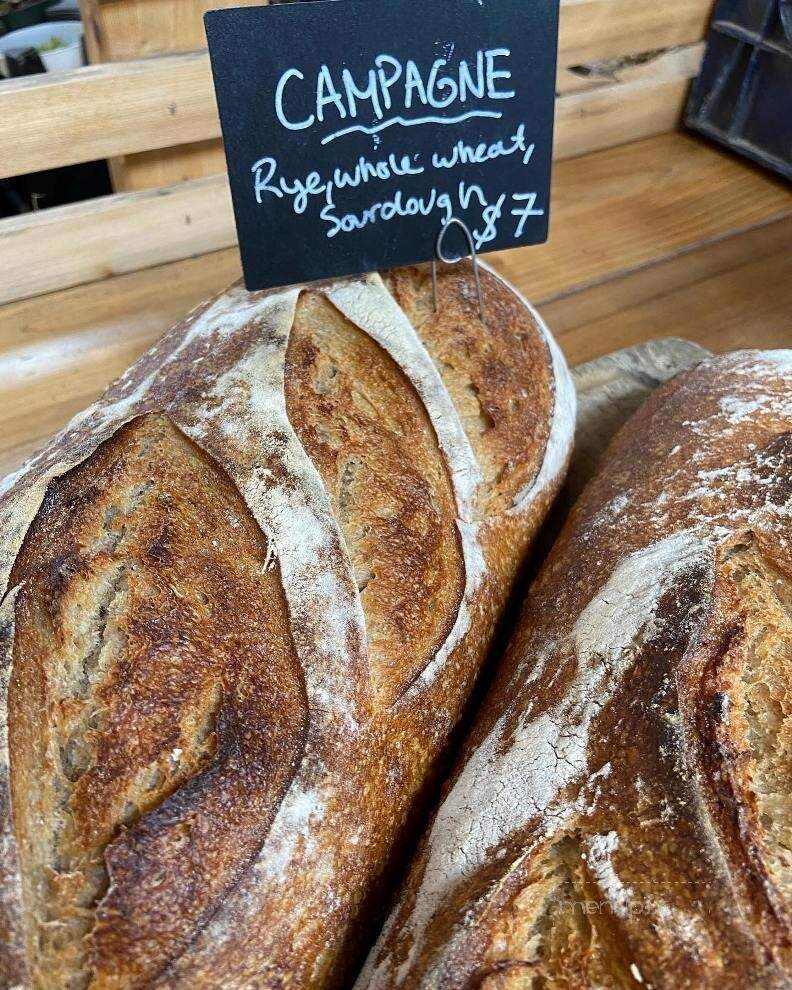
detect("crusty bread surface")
[0,263,574,989]
[357,349,792,990]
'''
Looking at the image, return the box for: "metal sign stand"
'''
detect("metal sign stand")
[432,217,486,327]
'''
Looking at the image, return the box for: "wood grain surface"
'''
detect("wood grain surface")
[544,215,792,363]
[489,134,792,303]
[0,53,221,181]
[0,46,703,181]
[0,175,234,304]
[557,0,711,68]
[77,0,262,190]
[35,0,710,190]
[553,45,703,159]
[0,134,788,477]
[3,131,791,307]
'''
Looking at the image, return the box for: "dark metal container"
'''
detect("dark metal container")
[686,0,792,180]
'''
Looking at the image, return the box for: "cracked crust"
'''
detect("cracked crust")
[357,350,792,990]
[0,264,573,989]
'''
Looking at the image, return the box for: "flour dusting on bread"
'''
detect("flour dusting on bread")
[0,266,572,987]
[361,533,711,988]
[326,275,486,695]
[358,349,791,990]
[584,831,632,919]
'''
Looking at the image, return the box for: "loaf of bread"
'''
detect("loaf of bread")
[357,350,791,989]
[0,263,574,989]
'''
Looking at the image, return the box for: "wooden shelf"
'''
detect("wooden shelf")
[544,214,792,364]
[6,0,702,190]
[0,132,789,478]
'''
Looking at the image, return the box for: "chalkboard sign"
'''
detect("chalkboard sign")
[205,0,559,291]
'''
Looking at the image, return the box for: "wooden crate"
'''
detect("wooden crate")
[1,126,789,480]
[0,0,729,303]
[66,0,714,191]
[0,0,789,478]
[78,0,261,190]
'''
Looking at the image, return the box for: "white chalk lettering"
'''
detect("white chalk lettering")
[274,69,314,131]
[403,60,429,109]
[485,48,515,99]
[272,48,516,137]
[375,54,403,111]
[316,64,347,122]
[426,59,457,109]
[458,51,485,101]
[511,191,544,237]
[342,67,383,120]
[321,187,453,237]
[432,124,532,169]
[251,116,546,250]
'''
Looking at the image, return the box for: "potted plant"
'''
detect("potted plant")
[0,19,83,72]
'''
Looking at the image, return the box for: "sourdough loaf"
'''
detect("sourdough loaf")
[0,263,574,989]
[357,349,792,989]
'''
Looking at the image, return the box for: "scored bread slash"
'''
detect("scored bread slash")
[0,263,574,989]
[357,349,791,990]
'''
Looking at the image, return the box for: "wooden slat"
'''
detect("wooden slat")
[0,133,788,478]
[103,140,229,192]
[556,76,689,159]
[102,0,712,191]
[0,249,241,478]
[542,216,792,365]
[1,229,782,480]
[80,0,253,63]
[0,53,219,181]
[78,0,713,71]
[557,41,703,95]
[540,214,792,336]
[78,0,263,191]
[0,32,706,180]
[2,72,748,309]
[554,45,702,157]
[1,217,787,476]
[558,0,712,68]
[3,132,791,306]
[0,175,234,305]
[490,133,792,303]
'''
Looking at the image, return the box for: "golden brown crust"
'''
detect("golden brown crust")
[10,415,307,988]
[358,350,791,990]
[0,264,573,988]
[383,265,553,515]
[284,292,464,705]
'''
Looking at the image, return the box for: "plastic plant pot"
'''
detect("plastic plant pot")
[0,19,83,71]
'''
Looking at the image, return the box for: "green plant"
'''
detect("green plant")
[36,34,64,53]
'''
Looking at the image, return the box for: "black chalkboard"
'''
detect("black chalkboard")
[205,0,559,291]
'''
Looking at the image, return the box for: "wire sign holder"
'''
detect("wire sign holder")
[432,217,487,327]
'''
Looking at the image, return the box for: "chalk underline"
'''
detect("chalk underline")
[320,110,503,146]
